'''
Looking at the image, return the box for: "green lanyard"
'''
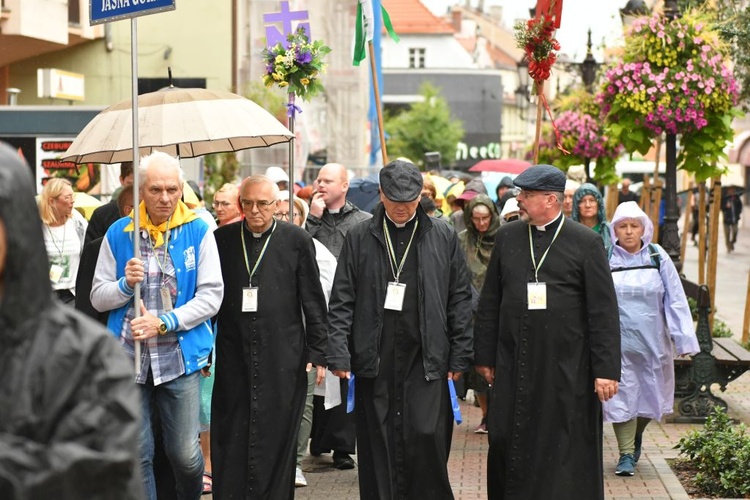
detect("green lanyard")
[383,217,418,283]
[527,214,564,283]
[146,216,171,275]
[240,221,276,285]
[46,223,67,260]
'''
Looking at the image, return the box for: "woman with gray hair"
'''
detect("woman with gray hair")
[572,183,611,249]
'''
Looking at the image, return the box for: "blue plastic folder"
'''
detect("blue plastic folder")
[346,375,355,413]
[448,379,462,424]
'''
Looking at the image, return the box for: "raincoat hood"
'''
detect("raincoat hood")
[462,193,500,235]
[0,142,52,343]
[571,183,607,224]
[610,200,654,248]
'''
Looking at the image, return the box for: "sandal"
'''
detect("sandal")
[202,471,213,495]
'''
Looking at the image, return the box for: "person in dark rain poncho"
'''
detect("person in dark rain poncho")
[327,159,473,499]
[0,142,142,499]
[474,164,621,500]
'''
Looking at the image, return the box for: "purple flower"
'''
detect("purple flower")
[296,50,313,64]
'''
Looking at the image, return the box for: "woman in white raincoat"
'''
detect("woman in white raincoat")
[604,201,699,477]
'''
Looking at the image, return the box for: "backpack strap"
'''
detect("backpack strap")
[609,243,661,273]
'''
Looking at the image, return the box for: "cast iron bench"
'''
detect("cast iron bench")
[672,279,750,422]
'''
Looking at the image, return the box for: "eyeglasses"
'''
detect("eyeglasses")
[577,197,598,206]
[212,200,233,208]
[240,199,275,211]
[471,215,492,224]
[274,211,300,220]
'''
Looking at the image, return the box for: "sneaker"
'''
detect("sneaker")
[474,417,488,434]
[332,451,356,470]
[615,454,636,476]
[295,467,307,487]
[633,433,643,463]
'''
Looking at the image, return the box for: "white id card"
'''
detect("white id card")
[49,264,64,284]
[242,287,258,312]
[384,282,406,311]
[527,282,547,310]
[161,288,173,312]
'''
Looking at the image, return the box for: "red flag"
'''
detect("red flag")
[534,0,563,29]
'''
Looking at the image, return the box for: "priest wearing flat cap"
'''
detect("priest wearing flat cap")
[474,164,621,500]
[328,159,473,499]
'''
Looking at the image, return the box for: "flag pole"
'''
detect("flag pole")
[368,41,388,166]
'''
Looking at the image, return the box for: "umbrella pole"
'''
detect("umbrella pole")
[131,17,142,375]
[288,92,295,219]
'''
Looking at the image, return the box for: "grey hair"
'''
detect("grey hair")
[138,151,184,188]
[240,175,280,200]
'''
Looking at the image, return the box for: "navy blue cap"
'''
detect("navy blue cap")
[380,160,423,202]
[513,164,565,192]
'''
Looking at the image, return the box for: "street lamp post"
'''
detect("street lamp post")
[661,0,682,270]
[580,28,599,183]
[515,57,530,118]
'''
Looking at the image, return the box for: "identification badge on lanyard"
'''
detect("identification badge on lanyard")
[242,287,259,312]
[384,282,406,311]
[527,282,547,310]
[161,287,174,312]
[49,264,64,284]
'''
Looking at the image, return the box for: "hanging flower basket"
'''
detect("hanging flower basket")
[597,10,741,181]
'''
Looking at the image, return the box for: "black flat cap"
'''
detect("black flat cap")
[380,160,423,202]
[513,164,565,192]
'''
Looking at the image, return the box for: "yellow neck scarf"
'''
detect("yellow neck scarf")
[124,200,198,248]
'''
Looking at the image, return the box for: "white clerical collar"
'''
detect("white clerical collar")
[534,211,563,231]
[328,207,341,214]
[385,211,417,228]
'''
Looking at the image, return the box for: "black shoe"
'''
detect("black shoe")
[332,451,356,470]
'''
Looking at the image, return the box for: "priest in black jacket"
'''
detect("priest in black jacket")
[211,175,328,499]
[328,160,473,499]
[474,164,621,500]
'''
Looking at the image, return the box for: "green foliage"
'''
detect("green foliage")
[675,406,750,497]
[384,82,464,169]
[203,152,240,205]
[712,318,734,338]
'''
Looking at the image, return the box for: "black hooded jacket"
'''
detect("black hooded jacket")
[0,143,142,499]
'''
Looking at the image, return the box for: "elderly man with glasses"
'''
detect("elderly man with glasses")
[474,164,621,500]
[211,175,329,498]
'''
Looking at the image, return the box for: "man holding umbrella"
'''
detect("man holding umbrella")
[91,151,224,500]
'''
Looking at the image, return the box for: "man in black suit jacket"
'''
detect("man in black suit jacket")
[84,161,133,245]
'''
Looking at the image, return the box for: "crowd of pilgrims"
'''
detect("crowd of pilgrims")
[3,150,697,500]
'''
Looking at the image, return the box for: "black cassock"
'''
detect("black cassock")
[211,220,328,500]
[356,217,454,500]
[475,215,621,500]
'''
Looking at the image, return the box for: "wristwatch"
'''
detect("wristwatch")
[157,319,168,335]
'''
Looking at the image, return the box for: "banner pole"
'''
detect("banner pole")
[131,17,142,376]
[369,41,388,166]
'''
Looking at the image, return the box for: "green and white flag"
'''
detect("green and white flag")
[353,0,399,66]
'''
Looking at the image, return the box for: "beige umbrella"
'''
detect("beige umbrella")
[62,87,293,164]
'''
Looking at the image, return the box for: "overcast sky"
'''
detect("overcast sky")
[423,0,626,63]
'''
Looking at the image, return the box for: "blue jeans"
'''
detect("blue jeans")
[139,371,203,500]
